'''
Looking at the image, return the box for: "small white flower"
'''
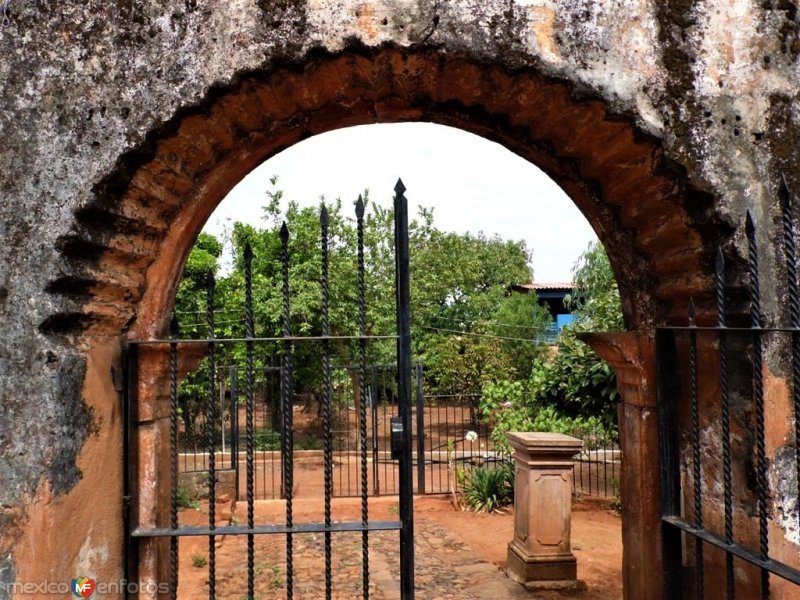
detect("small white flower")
[502,401,513,409]
[465,430,478,443]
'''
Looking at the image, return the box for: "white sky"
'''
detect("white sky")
[203,123,597,282]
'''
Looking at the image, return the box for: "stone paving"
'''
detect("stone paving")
[209,519,532,599]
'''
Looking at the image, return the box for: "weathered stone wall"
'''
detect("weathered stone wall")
[1,1,799,598]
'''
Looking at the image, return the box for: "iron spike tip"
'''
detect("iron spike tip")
[716,247,725,271]
[779,174,791,209]
[355,194,365,218]
[320,203,329,226]
[169,314,180,338]
[243,241,253,261]
[687,298,696,324]
[280,222,289,241]
[394,178,406,195]
[206,269,216,289]
[745,210,756,238]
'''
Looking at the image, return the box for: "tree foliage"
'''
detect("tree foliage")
[479,241,624,446]
[173,179,553,428]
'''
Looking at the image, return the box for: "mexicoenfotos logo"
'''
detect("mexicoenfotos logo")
[71,577,95,597]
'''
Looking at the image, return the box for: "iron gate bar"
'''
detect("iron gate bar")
[715,249,735,600]
[320,204,334,600]
[394,178,415,600]
[746,212,771,599]
[205,272,217,600]
[416,362,425,494]
[688,300,704,599]
[131,521,402,536]
[280,222,294,600]
[662,516,800,586]
[356,194,371,600]
[779,177,800,529]
[371,366,380,495]
[122,344,139,600]
[169,317,179,600]
[244,242,255,600]
[656,327,683,600]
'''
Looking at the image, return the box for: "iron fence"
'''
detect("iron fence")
[658,179,800,599]
[125,184,415,600]
[175,360,620,500]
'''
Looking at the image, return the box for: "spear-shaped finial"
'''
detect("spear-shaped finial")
[688,297,696,326]
[355,194,365,218]
[320,203,329,227]
[280,221,289,242]
[170,313,180,339]
[394,178,406,195]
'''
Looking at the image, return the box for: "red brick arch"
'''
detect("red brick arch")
[41,45,753,600]
[49,46,733,342]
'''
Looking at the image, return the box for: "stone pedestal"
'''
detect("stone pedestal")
[506,432,584,591]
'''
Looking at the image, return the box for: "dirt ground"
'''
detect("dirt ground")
[177,494,622,599]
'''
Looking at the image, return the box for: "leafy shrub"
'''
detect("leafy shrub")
[479,380,613,454]
[177,486,200,511]
[462,465,514,513]
[253,428,324,451]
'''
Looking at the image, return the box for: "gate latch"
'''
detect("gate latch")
[391,417,404,460]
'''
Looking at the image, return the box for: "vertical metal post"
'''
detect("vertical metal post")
[371,366,380,495]
[779,177,800,547]
[320,205,334,600]
[716,249,735,600]
[394,178,415,599]
[244,243,255,600]
[280,222,295,600]
[356,196,371,599]
[656,328,683,600]
[746,213,771,599]
[205,272,217,600]
[229,367,239,474]
[688,300,704,599]
[415,363,426,494]
[122,344,139,600]
[169,318,180,600]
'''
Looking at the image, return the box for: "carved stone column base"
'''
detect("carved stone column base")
[507,542,578,583]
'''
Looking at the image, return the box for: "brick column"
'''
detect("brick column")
[506,432,584,591]
[578,331,663,600]
[134,343,207,599]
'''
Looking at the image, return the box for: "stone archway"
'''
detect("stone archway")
[42,46,737,600]
[46,47,729,344]
[7,3,799,599]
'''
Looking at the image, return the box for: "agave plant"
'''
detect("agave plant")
[462,465,514,513]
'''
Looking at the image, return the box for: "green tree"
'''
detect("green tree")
[174,179,552,431]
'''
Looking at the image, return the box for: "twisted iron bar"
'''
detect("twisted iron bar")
[320,205,333,600]
[716,249,735,599]
[746,212,770,599]
[244,243,255,600]
[206,271,217,600]
[169,315,179,600]
[779,177,800,543]
[356,195,370,599]
[688,299,704,599]
[280,223,294,600]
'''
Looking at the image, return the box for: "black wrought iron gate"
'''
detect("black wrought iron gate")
[124,180,415,599]
[657,179,800,599]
